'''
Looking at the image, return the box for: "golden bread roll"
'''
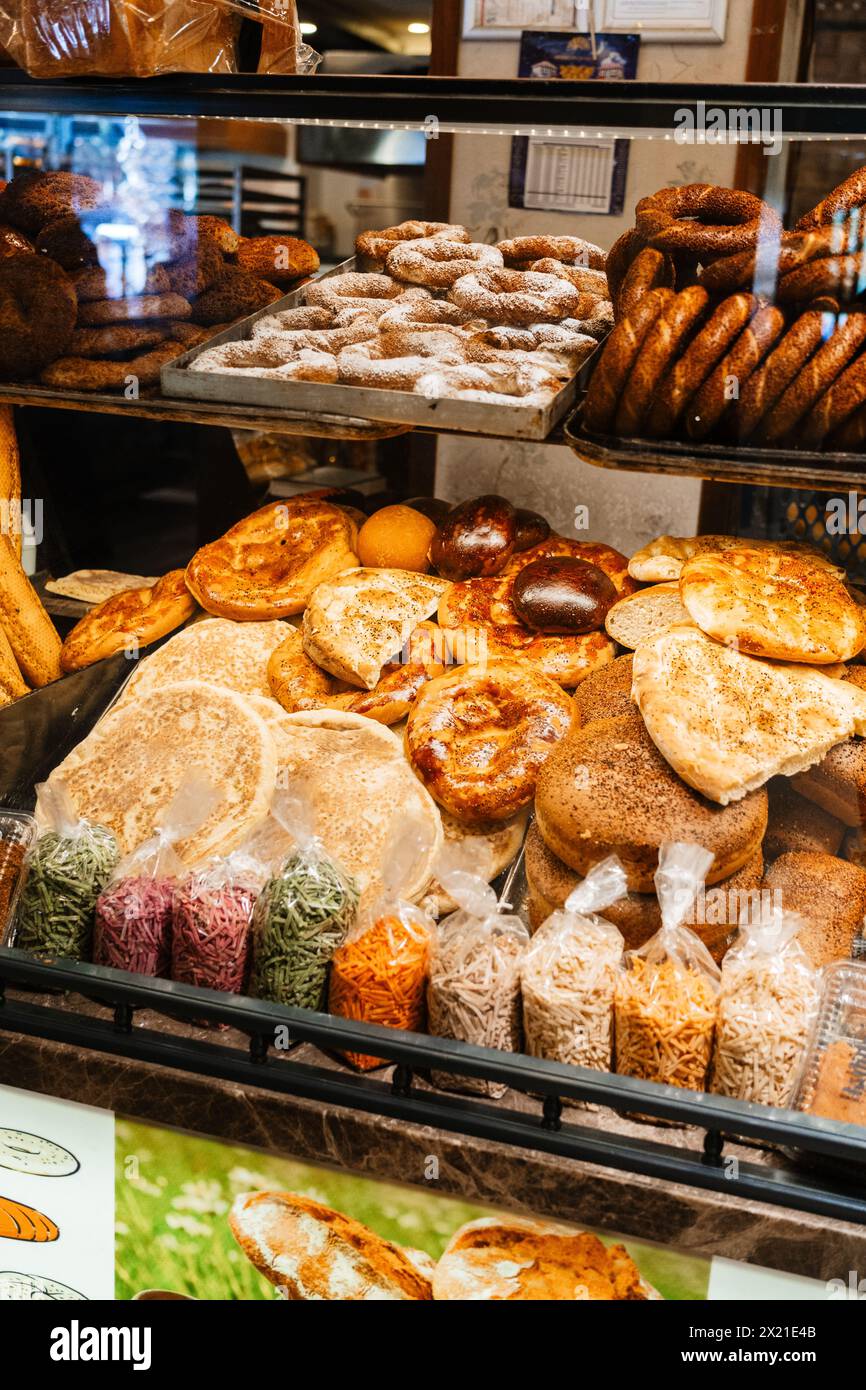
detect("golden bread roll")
[60,569,197,673]
[186,497,359,620]
[0,536,61,686]
[761,851,866,968]
[572,652,634,724]
[628,534,841,583]
[604,582,689,650]
[679,546,866,664]
[405,656,575,824]
[535,709,767,892]
[433,1217,651,1301]
[0,404,21,557]
[632,623,866,804]
[230,1192,432,1300]
[764,776,846,857]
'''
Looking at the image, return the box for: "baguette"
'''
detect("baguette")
[0,405,20,558]
[0,536,62,686]
[0,621,29,703]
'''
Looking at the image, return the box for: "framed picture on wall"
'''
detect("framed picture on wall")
[463,1,588,40]
[599,0,727,42]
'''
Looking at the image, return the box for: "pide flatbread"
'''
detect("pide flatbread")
[303,568,449,690]
[246,709,443,900]
[43,680,277,863]
[628,534,841,583]
[679,547,866,663]
[114,617,292,709]
[604,583,689,650]
[45,569,159,603]
[632,623,866,804]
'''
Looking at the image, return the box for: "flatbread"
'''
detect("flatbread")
[604,583,689,650]
[45,569,159,603]
[628,534,841,583]
[303,568,449,690]
[43,680,277,863]
[113,617,291,709]
[425,806,529,915]
[632,623,866,804]
[679,547,866,663]
[244,709,443,900]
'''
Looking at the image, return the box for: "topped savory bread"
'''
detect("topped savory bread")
[303,567,448,689]
[627,533,841,583]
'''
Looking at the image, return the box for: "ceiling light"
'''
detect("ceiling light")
[408,22,430,34]
[299,21,317,35]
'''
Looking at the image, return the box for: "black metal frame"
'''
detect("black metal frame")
[1,943,865,1225]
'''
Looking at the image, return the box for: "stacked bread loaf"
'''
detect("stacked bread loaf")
[584,164,866,450]
[0,169,319,391]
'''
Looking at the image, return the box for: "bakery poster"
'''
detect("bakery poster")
[509,32,638,216]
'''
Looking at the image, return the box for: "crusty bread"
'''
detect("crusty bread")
[534,709,767,892]
[230,1191,432,1300]
[432,1216,651,1301]
[0,535,62,686]
[632,623,866,804]
[60,569,196,673]
[761,851,866,968]
[572,652,634,724]
[679,547,866,663]
[791,738,866,827]
[303,568,448,690]
[764,776,845,858]
[0,622,27,704]
[628,534,841,583]
[604,582,689,650]
[0,405,21,558]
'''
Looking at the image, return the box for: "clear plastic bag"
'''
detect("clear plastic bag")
[427,837,529,1098]
[15,781,118,962]
[328,817,435,1071]
[190,0,321,73]
[171,837,266,1002]
[614,843,721,1093]
[249,791,360,1012]
[93,773,217,980]
[522,856,628,1075]
[711,906,820,1108]
[0,1,238,79]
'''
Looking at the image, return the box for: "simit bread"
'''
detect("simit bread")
[192,268,282,325]
[230,1191,432,1300]
[0,253,77,379]
[764,776,845,858]
[572,652,634,723]
[0,170,103,233]
[535,709,767,892]
[237,235,320,284]
[604,582,689,650]
[761,851,866,968]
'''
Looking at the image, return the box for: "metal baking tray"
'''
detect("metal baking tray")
[161,257,581,443]
[564,401,866,491]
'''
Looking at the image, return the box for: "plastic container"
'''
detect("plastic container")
[792,961,866,1126]
[0,809,37,946]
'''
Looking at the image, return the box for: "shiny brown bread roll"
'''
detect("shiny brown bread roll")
[430,494,517,580]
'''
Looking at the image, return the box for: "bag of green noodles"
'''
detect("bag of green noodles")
[15,781,119,962]
[249,790,359,1011]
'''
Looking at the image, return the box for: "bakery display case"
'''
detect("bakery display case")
[3,54,866,1302]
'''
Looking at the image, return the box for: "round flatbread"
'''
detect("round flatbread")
[0,1130,79,1178]
[425,806,529,915]
[604,583,689,650]
[244,709,442,900]
[43,680,277,864]
[114,617,292,709]
[628,534,842,583]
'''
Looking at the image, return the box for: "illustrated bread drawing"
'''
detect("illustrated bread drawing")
[0,1129,79,1178]
[0,1194,58,1243]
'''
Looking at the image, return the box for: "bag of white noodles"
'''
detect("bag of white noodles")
[710,903,821,1108]
[427,838,529,1097]
[522,855,628,1074]
[615,842,720,1093]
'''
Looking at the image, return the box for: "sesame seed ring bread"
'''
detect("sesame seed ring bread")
[263,305,334,331]
[0,170,103,233]
[404,656,576,824]
[604,582,690,649]
[615,285,709,437]
[679,546,866,664]
[605,227,644,303]
[0,253,77,380]
[632,622,866,804]
[77,293,192,326]
[535,709,768,891]
[438,537,633,687]
[356,220,469,267]
[497,235,606,270]
[339,345,465,391]
[191,214,240,255]
[777,253,866,303]
[829,398,866,451]
[164,242,225,299]
[72,264,170,302]
[729,307,832,440]
[753,311,866,444]
[449,267,582,325]
[193,270,282,326]
[628,534,841,583]
[615,246,675,319]
[387,238,504,289]
[799,351,866,448]
[414,360,561,404]
[40,341,188,392]
[230,1191,433,1301]
[68,323,171,358]
[236,235,320,284]
[35,214,99,270]
[581,286,673,434]
[685,303,785,440]
[529,259,609,296]
[699,224,862,295]
[572,652,635,724]
[377,299,481,335]
[248,316,377,355]
[0,224,34,259]
[185,496,359,620]
[60,569,197,673]
[643,292,758,438]
[635,184,780,255]
[796,166,866,231]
